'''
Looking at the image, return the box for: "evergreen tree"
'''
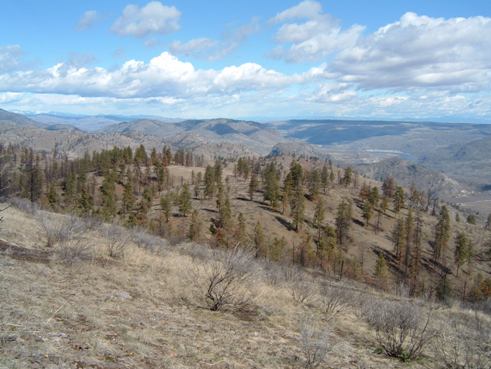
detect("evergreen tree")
[393,186,405,213]
[313,198,326,242]
[47,184,58,210]
[409,212,423,296]
[342,167,353,187]
[291,188,305,232]
[454,232,473,276]
[374,254,389,290]
[270,237,286,261]
[392,218,406,266]
[253,221,267,258]
[321,164,329,193]
[235,213,248,246]
[404,208,414,273]
[178,183,192,217]
[248,172,257,201]
[335,199,352,245]
[122,180,135,214]
[100,171,117,221]
[466,214,477,225]
[263,162,280,208]
[308,168,321,200]
[188,209,202,241]
[434,205,451,262]
[362,200,373,228]
[204,165,215,199]
[160,193,173,222]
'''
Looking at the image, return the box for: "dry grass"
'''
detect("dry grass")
[0,203,490,369]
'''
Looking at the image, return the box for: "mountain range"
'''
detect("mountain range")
[1,108,491,215]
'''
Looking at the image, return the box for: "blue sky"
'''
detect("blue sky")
[1,1,491,121]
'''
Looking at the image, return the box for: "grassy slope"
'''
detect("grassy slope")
[1,204,489,369]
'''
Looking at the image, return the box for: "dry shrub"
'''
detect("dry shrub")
[101,225,130,259]
[319,284,352,320]
[9,197,39,215]
[433,312,491,369]
[361,298,434,361]
[40,214,88,248]
[191,246,257,312]
[299,316,331,368]
[131,229,167,253]
[54,238,93,265]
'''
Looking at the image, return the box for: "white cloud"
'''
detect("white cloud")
[270,1,363,62]
[0,52,307,99]
[111,1,180,37]
[77,10,99,31]
[170,38,217,57]
[0,45,23,73]
[170,18,260,60]
[332,12,491,90]
[270,0,322,23]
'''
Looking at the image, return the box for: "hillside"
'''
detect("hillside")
[1,202,490,369]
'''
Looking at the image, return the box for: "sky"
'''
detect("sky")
[1,0,491,122]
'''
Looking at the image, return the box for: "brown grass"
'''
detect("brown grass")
[0,204,490,369]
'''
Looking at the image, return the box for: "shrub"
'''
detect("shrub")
[299,317,330,368]
[54,238,92,265]
[291,278,317,304]
[40,214,87,248]
[433,312,491,369]
[319,284,351,320]
[192,247,256,312]
[101,225,130,259]
[362,299,434,361]
[131,228,165,253]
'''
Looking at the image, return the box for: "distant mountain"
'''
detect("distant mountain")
[356,157,467,199]
[104,118,283,156]
[0,108,40,128]
[27,113,182,132]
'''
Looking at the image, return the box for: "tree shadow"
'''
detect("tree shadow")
[275,215,294,231]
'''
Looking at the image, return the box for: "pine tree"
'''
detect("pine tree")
[375,254,389,290]
[404,208,414,273]
[434,205,451,262]
[393,186,405,213]
[270,237,286,261]
[204,165,215,199]
[217,183,232,230]
[178,183,192,217]
[188,209,202,241]
[248,172,257,201]
[308,169,321,200]
[362,200,373,228]
[47,184,58,210]
[253,221,267,258]
[100,171,117,221]
[335,199,352,245]
[291,188,305,232]
[263,162,280,208]
[409,212,423,296]
[321,164,329,193]
[313,198,326,242]
[342,167,353,187]
[392,218,406,266]
[122,180,135,214]
[160,193,173,222]
[454,232,473,276]
[236,213,248,247]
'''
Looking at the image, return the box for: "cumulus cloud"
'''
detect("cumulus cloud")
[111,1,180,37]
[270,1,363,62]
[77,10,99,31]
[332,12,491,91]
[0,52,307,99]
